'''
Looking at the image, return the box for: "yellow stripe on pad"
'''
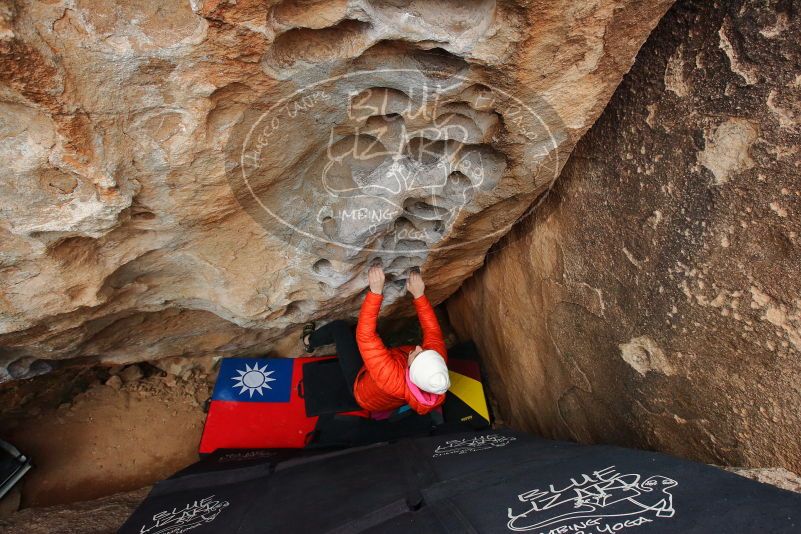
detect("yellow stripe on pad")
[448,370,490,422]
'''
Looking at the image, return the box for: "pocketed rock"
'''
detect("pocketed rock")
[0,0,671,377]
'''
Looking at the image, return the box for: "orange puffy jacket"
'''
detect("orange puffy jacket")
[353,291,448,415]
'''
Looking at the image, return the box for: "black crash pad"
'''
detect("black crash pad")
[301,358,361,416]
[121,429,801,533]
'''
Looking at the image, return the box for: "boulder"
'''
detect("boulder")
[447,0,801,472]
[0,0,671,378]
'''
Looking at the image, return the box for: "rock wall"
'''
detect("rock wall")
[448,0,801,471]
[0,0,671,379]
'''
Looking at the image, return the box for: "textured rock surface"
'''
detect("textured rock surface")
[448,0,801,472]
[0,0,671,378]
[0,487,148,534]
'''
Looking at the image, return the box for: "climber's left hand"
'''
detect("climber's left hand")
[406,271,425,299]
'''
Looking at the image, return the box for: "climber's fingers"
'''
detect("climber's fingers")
[368,265,385,294]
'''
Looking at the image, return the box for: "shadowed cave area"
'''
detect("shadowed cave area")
[1,0,801,531]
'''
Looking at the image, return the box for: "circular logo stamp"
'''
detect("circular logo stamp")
[226,66,564,265]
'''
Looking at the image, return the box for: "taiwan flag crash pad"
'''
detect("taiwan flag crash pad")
[198,342,491,453]
[199,356,327,452]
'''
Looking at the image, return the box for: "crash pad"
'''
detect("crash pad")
[123,429,801,533]
[199,356,330,452]
[300,357,361,416]
[198,343,491,453]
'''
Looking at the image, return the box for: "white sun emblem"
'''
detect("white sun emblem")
[231,363,276,398]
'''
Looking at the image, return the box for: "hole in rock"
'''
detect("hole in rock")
[458,83,496,111]
[321,216,337,239]
[405,45,472,74]
[428,112,484,142]
[404,137,449,165]
[206,82,251,136]
[264,19,373,70]
[395,239,428,252]
[323,134,390,194]
[283,299,314,318]
[403,198,450,220]
[443,170,473,193]
[312,258,335,276]
[348,87,413,122]
[390,278,406,290]
[270,0,350,30]
[130,209,156,221]
[46,236,100,266]
[387,255,419,274]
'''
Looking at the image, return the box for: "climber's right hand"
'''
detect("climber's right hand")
[368,265,385,295]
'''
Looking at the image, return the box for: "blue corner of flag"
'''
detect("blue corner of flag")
[211,358,294,403]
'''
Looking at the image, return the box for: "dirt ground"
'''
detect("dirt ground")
[0,363,214,509]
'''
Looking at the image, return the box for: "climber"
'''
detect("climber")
[302,265,449,415]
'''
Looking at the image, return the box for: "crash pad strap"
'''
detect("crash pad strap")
[301,358,361,416]
[326,498,411,534]
[328,441,479,534]
[397,438,439,510]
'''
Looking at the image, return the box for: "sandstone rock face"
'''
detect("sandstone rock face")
[448,0,801,471]
[0,0,671,379]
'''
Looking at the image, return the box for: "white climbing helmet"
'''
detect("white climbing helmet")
[409,349,450,395]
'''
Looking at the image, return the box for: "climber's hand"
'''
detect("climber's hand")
[406,271,425,299]
[368,265,385,295]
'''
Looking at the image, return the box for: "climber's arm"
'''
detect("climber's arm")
[355,267,406,394]
[407,271,448,360]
